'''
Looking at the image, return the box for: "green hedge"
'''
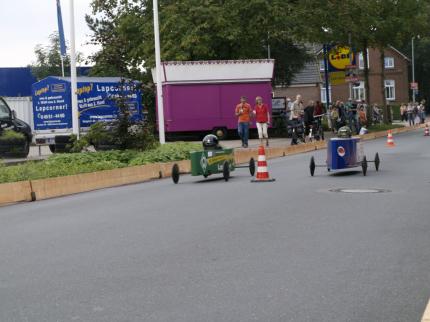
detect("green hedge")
[390,105,401,120]
[0,142,200,184]
[367,123,404,132]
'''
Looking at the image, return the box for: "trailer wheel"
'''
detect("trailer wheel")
[213,127,228,140]
[310,156,316,177]
[249,158,255,176]
[49,144,56,153]
[362,156,368,176]
[172,163,180,184]
[374,153,380,171]
[223,161,230,182]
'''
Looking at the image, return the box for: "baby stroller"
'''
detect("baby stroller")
[287,118,306,145]
[307,114,325,142]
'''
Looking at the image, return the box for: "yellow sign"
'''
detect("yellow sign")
[207,155,233,166]
[329,71,346,85]
[329,46,354,70]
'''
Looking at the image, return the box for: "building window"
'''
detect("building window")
[358,50,370,70]
[352,81,366,101]
[385,80,396,101]
[384,57,394,69]
[358,52,364,69]
[320,86,332,104]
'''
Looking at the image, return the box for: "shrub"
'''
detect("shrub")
[0,142,200,184]
[0,129,25,142]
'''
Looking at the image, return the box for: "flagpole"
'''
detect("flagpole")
[153,0,166,144]
[69,0,79,138]
[61,56,65,77]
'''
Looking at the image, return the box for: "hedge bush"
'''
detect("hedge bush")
[0,142,200,184]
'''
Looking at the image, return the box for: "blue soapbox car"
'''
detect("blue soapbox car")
[309,127,380,176]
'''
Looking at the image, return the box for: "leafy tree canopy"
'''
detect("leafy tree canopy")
[30,32,83,81]
[86,0,311,85]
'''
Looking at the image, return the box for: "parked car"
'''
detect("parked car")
[0,96,33,158]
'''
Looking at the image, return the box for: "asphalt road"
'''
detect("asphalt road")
[1,130,429,322]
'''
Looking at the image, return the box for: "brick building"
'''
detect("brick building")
[273,60,321,103]
[319,46,410,106]
[274,46,410,107]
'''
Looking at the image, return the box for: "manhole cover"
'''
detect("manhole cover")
[330,188,390,194]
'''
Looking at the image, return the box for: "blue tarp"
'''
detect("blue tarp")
[0,67,91,97]
[0,68,37,97]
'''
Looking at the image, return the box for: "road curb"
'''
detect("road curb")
[0,125,425,206]
[422,298,430,322]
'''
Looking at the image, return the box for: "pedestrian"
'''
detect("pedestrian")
[419,100,426,123]
[400,103,407,122]
[235,96,252,148]
[345,99,358,134]
[314,100,324,117]
[253,96,271,147]
[332,100,346,132]
[290,94,304,121]
[303,100,315,138]
[413,103,420,124]
[372,104,382,123]
[407,102,415,126]
[286,97,293,119]
[358,105,367,130]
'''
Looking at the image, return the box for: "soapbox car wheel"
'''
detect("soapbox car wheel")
[249,158,255,176]
[361,156,368,176]
[309,156,316,177]
[223,161,230,182]
[171,163,180,184]
[374,153,380,171]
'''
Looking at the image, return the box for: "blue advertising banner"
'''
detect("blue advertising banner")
[32,78,72,131]
[32,77,143,131]
[77,82,142,128]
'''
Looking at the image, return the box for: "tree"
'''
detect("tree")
[86,0,310,85]
[291,0,430,123]
[30,32,83,81]
[370,0,430,123]
[404,36,430,106]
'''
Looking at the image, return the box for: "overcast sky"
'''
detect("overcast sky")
[0,0,99,67]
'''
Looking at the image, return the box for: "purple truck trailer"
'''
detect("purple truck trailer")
[152,59,275,139]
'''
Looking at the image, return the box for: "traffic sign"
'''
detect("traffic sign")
[410,82,419,90]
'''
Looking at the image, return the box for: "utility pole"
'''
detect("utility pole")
[153,0,166,144]
[323,44,331,108]
[412,36,416,103]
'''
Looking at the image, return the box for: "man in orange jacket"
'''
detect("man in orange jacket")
[235,96,252,148]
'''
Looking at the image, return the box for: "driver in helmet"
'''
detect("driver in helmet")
[202,134,222,150]
[337,126,352,138]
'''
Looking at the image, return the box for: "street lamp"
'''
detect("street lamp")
[153,0,166,144]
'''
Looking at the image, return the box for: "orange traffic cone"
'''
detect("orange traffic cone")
[424,124,429,136]
[251,146,275,182]
[386,130,395,147]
